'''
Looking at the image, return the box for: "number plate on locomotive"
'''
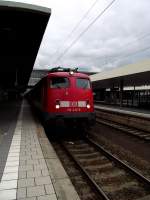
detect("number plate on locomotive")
[70,101,78,107]
[60,101,70,107]
[78,101,86,107]
[60,101,86,107]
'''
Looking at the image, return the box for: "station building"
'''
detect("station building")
[91,59,150,108]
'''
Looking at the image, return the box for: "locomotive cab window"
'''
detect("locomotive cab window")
[76,78,90,89]
[50,77,69,88]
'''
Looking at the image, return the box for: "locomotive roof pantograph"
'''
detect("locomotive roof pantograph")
[48,67,78,73]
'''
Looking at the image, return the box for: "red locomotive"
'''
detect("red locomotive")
[27,67,95,127]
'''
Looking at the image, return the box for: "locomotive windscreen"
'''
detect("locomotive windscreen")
[76,78,91,89]
[50,77,69,88]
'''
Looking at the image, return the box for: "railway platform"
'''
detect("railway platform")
[95,104,150,119]
[95,103,150,141]
[0,100,80,200]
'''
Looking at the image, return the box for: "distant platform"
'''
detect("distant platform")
[95,103,150,119]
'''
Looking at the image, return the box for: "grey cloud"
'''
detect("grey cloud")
[34,0,150,72]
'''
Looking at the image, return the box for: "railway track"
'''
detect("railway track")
[57,137,150,200]
[52,141,102,200]
[95,108,150,142]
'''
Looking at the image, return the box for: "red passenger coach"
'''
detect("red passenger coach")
[28,67,95,126]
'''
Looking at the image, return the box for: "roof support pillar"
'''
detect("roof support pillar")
[119,80,124,107]
[132,86,135,106]
[138,90,141,106]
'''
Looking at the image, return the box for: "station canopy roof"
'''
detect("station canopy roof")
[90,59,150,89]
[0,1,51,92]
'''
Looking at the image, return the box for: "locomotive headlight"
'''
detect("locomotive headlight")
[56,104,60,109]
[86,100,90,109]
[87,104,90,109]
[56,100,60,109]
[70,71,74,75]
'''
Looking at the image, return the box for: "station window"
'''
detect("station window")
[76,78,90,89]
[50,77,69,88]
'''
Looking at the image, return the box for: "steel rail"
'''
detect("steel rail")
[87,137,150,187]
[61,141,111,200]
[95,112,150,142]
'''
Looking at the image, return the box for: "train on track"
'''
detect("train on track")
[27,67,95,127]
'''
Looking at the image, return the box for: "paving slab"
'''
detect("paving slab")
[0,100,80,200]
[53,178,81,200]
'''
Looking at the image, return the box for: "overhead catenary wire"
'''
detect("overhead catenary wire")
[66,0,100,40]
[54,0,117,64]
[99,44,150,70]
[100,32,150,67]
[121,32,150,49]
[113,44,150,63]
[52,0,100,58]
[83,30,150,69]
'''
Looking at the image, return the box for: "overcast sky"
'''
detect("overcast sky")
[3,0,150,72]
